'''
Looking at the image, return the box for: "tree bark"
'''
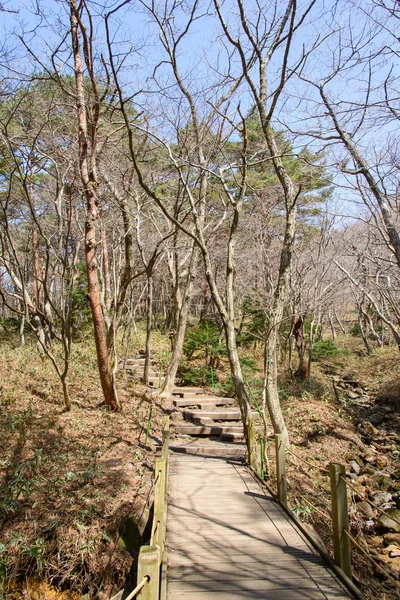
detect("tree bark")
[70,0,118,410]
[293,315,308,381]
[143,276,153,385]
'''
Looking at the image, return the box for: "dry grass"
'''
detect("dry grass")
[0,325,169,599]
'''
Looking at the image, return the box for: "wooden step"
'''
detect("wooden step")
[169,444,247,457]
[193,417,214,426]
[175,425,244,436]
[173,397,236,408]
[221,432,245,441]
[184,409,243,421]
[172,387,205,397]
[183,409,259,421]
[126,368,159,376]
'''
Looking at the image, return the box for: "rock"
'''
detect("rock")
[118,508,151,551]
[367,413,384,426]
[357,395,370,403]
[361,466,375,475]
[358,421,379,436]
[364,453,377,464]
[377,508,400,533]
[375,456,388,469]
[170,410,184,423]
[349,482,366,500]
[372,491,393,506]
[384,533,400,546]
[349,460,361,475]
[347,391,359,399]
[365,535,383,548]
[357,501,374,519]
[382,544,400,558]
[372,473,394,490]
[346,453,364,465]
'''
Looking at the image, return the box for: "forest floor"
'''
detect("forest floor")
[0,325,168,600]
[0,324,399,600]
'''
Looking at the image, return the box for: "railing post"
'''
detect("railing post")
[275,434,287,506]
[162,417,170,463]
[330,463,352,579]
[152,459,166,560]
[247,417,257,471]
[137,545,160,599]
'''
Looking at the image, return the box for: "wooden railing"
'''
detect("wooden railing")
[253,434,400,598]
[274,434,352,579]
[136,417,170,600]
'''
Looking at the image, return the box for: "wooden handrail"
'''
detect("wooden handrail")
[137,417,170,600]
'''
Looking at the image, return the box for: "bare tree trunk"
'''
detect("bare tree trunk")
[102,227,112,311]
[329,311,337,340]
[293,315,308,381]
[334,309,346,335]
[362,306,382,347]
[70,0,118,410]
[143,277,153,385]
[357,304,372,354]
[161,244,198,397]
[19,313,25,346]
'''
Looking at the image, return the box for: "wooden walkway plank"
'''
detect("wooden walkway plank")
[166,454,354,600]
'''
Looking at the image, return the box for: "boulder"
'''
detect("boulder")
[376,380,400,411]
[372,491,392,506]
[377,508,400,533]
[118,508,152,552]
[349,460,361,475]
[367,413,384,426]
[358,421,379,436]
[375,456,388,469]
[383,533,400,546]
[357,501,374,519]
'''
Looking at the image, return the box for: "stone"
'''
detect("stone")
[357,395,370,403]
[372,473,394,490]
[346,453,364,465]
[365,535,383,548]
[372,491,392,506]
[382,545,400,558]
[357,501,374,519]
[376,456,388,469]
[118,508,151,551]
[361,466,375,475]
[367,413,384,426]
[347,391,359,399]
[384,533,400,546]
[349,460,361,475]
[358,421,379,436]
[377,508,400,533]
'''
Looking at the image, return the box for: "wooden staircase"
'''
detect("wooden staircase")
[119,353,249,457]
[119,353,160,385]
[170,386,249,457]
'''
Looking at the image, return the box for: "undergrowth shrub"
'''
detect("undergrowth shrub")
[312,340,350,360]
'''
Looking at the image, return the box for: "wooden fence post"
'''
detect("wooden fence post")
[137,545,160,599]
[162,417,170,463]
[330,463,352,579]
[152,459,166,560]
[275,434,287,506]
[248,417,257,471]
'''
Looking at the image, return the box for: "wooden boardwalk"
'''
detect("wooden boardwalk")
[166,454,354,600]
